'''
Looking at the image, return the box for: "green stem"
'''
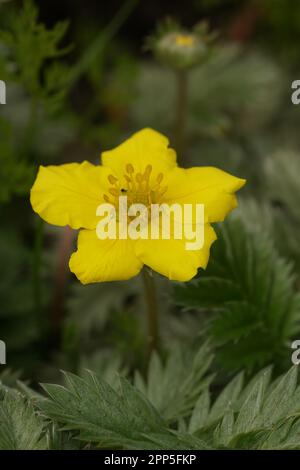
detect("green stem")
[173,70,188,164]
[142,268,159,357]
[70,0,139,84]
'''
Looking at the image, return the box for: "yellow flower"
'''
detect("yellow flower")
[30,128,245,283]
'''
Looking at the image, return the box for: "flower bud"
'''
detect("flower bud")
[148,20,216,70]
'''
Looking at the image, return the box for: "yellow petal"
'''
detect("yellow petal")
[164,167,246,223]
[101,128,177,185]
[69,229,143,283]
[135,224,217,282]
[30,162,111,229]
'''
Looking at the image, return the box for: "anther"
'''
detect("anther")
[144,165,152,179]
[108,174,118,184]
[126,163,134,174]
[156,173,164,184]
[136,173,143,183]
[109,188,119,197]
[160,186,168,197]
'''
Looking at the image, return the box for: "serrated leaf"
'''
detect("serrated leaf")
[134,342,213,423]
[0,386,46,450]
[213,410,234,447]
[188,389,210,433]
[39,370,170,449]
[208,371,244,424]
[234,377,265,434]
[258,367,298,427]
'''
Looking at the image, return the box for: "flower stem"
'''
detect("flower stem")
[173,69,188,164]
[142,268,159,357]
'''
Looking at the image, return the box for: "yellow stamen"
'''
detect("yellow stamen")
[109,188,119,197]
[126,163,134,174]
[108,174,118,185]
[159,186,168,197]
[156,173,164,184]
[105,163,167,218]
[143,165,152,180]
[136,173,143,183]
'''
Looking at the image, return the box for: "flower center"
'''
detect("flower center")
[175,34,195,47]
[104,164,167,211]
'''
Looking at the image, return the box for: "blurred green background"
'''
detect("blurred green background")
[1,0,300,390]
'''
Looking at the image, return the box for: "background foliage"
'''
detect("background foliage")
[1,0,300,450]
